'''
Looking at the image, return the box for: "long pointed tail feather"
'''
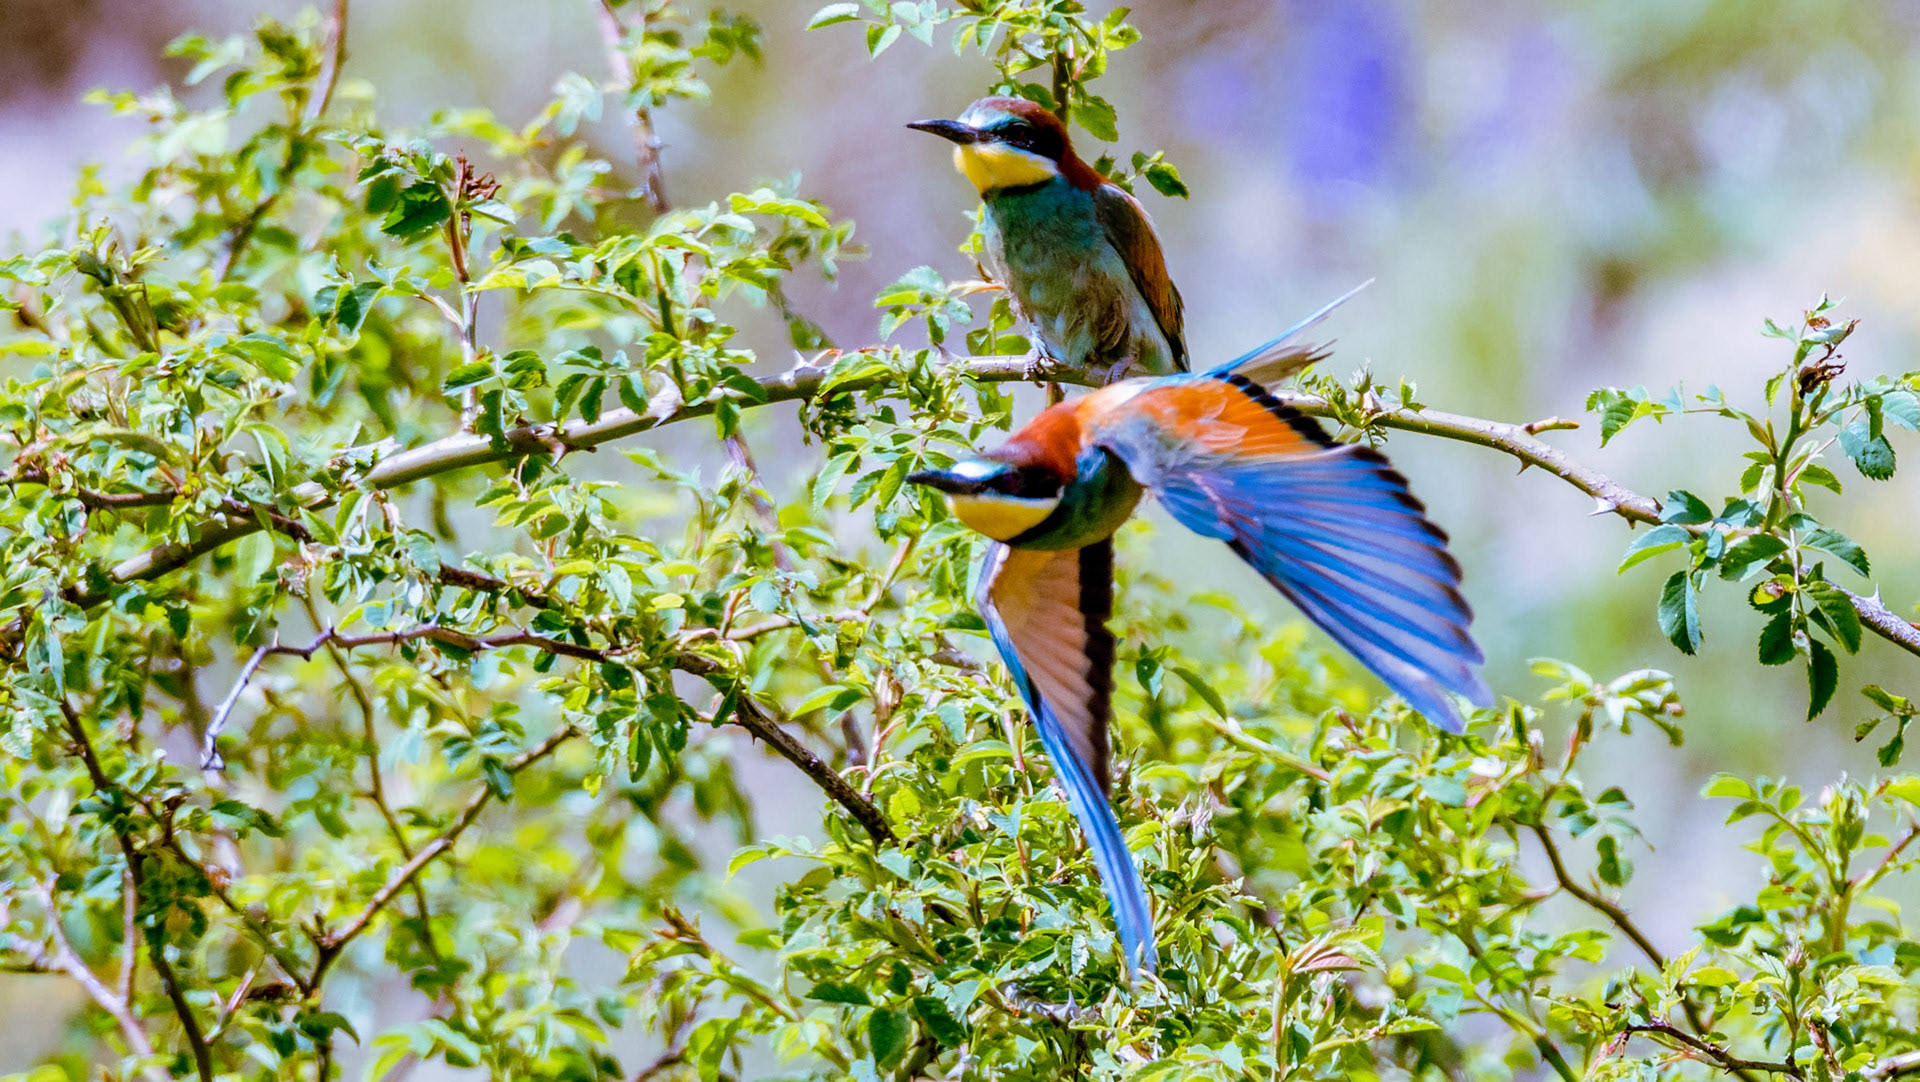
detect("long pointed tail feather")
[1029,713,1159,976]
[1206,279,1373,382]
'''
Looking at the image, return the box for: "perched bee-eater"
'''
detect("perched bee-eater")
[908,293,1492,977]
[908,97,1186,382]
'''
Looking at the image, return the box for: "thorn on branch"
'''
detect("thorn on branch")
[1523,416,1580,434]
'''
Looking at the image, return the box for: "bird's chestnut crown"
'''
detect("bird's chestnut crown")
[909,97,1101,194]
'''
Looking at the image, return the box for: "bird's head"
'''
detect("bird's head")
[908,97,1095,194]
[908,452,1066,541]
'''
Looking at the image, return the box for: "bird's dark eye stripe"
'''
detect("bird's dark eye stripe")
[991,120,1064,160]
[986,466,1060,498]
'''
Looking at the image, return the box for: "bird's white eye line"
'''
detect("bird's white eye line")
[948,459,1003,482]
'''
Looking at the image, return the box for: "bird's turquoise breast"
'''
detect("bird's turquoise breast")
[983,180,1152,370]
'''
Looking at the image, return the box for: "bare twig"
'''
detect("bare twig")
[307,725,579,987]
[202,642,275,768]
[1868,1051,1920,1080]
[595,0,670,212]
[33,881,170,1082]
[310,0,350,122]
[675,650,895,844]
[1528,823,1754,1081]
[58,703,217,1082]
[1617,1020,1801,1077]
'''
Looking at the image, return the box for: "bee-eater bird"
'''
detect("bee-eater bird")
[907,293,1492,977]
[908,97,1187,382]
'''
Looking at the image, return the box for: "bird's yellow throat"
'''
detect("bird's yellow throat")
[947,492,1057,541]
[954,143,1058,193]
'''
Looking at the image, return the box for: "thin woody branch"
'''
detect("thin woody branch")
[1261,392,1920,661]
[31,880,170,1082]
[199,621,895,844]
[307,724,579,987]
[595,0,671,212]
[1527,823,1755,1082]
[1616,1020,1801,1077]
[13,354,1916,664]
[57,703,217,1082]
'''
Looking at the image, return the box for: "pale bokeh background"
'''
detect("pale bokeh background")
[5,0,1920,1073]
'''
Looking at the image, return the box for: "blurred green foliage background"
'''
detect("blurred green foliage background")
[3,0,1919,1073]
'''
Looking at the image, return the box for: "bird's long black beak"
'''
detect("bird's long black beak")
[906,467,983,495]
[906,118,980,146]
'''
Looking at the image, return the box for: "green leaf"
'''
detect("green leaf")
[1807,640,1838,719]
[1143,160,1188,198]
[1799,525,1869,577]
[1658,571,1701,655]
[1596,834,1630,886]
[1074,93,1119,142]
[807,980,872,1005]
[1660,490,1713,525]
[1838,420,1896,480]
[1173,666,1228,717]
[912,995,968,1045]
[443,361,494,391]
[1806,581,1862,653]
[1702,775,1754,799]
[379,180,452,240]
[868,1007,912,1068]
[806,2,863,28]
[1862,684,1913,715]
[1756,612,1796,666]
[1618,524,1690,572]
[1715,534,1786,580]
[1799,462,1843,495]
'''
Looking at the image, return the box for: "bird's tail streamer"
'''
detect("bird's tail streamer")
[1028,714,1159,978]
[1206,279,1373,383]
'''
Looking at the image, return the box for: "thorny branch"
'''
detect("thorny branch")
[1528,823,1756,1082]
[19,353,1913,663]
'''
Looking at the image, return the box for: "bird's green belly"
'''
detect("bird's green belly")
[985,185,1173,374]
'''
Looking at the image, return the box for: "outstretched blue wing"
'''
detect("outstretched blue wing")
[1088,373,1490,731]
[977,539,1157,976]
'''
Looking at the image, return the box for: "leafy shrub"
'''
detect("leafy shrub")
[1,3,1918,1081]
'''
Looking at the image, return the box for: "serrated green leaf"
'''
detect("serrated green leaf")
[1807,639,1838,719]
[1658,571,1701,655]
[1799,525,1869,576]
[1757,612,1796,665]
[1806,581,1862,653]
[1716,534,1786,580]
[868,1007,911,1067]
[1619,524,1690,573]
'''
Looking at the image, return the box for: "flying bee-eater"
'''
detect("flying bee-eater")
[907,292,1492,977]
[908,96,1187,382]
